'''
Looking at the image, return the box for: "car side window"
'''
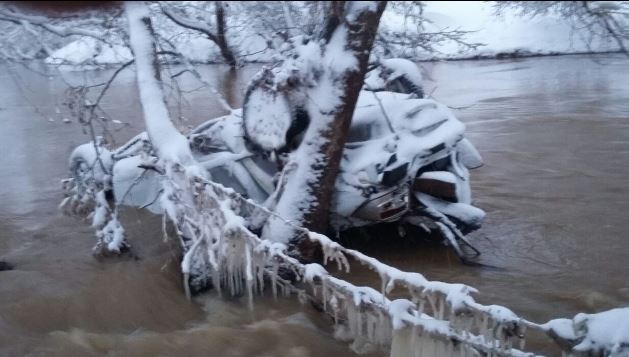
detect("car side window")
[347,124,372,143]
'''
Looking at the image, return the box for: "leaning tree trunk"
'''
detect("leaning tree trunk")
[214,1,237,68]
[304,2,386,233]
[161,1,237,68]
[125,2,193,165]
[264,2,387,261]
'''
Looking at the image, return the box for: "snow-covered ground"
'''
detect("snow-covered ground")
[45,1,621,66]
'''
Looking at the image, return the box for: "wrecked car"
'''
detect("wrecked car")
[67,58,485,259]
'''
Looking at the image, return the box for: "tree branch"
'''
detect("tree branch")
[0,8,106,40]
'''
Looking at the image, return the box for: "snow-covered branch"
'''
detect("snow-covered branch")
[125,2,193,165]
[182,176,629,357]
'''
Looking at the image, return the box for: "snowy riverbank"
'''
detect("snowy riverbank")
[45,1,621,67]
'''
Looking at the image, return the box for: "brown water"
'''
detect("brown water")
[1,54,628,356]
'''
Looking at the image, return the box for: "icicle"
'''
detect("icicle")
[271,262,278,299]
[519,323,527,350]
[427,292,438,317]
[245,244,253,310]
[162,213,169,242]
[356,308,364,338]
[213,268,222,297]
[409,325,419,357]
[322,278,328,312]
[183,272,191,301]
[58,196,71,211]
[366,313,373,341]
[418,298,425,316]
[437,296,445,320]
[480,314,489,343]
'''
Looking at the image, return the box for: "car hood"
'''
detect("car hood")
[339,92,465,186]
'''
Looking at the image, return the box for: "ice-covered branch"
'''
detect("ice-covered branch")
[180,177,538,355]
[197,175,629,356]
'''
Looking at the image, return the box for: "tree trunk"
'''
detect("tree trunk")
[264,2,387,262]
[125,2,193,165]
[304,2,387,234]
[214,1,237,68]
[161,2,237,68]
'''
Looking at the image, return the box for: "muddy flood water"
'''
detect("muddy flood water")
[1,54,628,356]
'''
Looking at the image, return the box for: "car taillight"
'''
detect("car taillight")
[380,206,406,220]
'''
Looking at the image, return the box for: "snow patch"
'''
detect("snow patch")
[46,37,131,65]
[243,85,292,151]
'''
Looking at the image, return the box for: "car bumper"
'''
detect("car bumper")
[351,183,410,223]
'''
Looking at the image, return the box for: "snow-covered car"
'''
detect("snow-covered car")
[67,59,485,258]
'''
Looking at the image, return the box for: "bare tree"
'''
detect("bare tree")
[160,1,237,67]
[494,1,629,56]
[376,1,484,59]
[239,2,387,261]
[298,2,387,254]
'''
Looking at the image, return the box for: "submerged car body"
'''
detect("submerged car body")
[68,59,485,256]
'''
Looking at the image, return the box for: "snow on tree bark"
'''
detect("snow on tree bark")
[260,2,387,262]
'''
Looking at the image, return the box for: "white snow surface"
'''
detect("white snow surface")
[340,92,465,184]
[346,1,378,22]
[243,88,292,151]
[541,318,577,341]
[381,58,423,87]
[69,142,113,183]
[573,308,629,353]
[45,37,132,65]
[457,138,484,169]
[417,193,485,227]
[543,308,629,354]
